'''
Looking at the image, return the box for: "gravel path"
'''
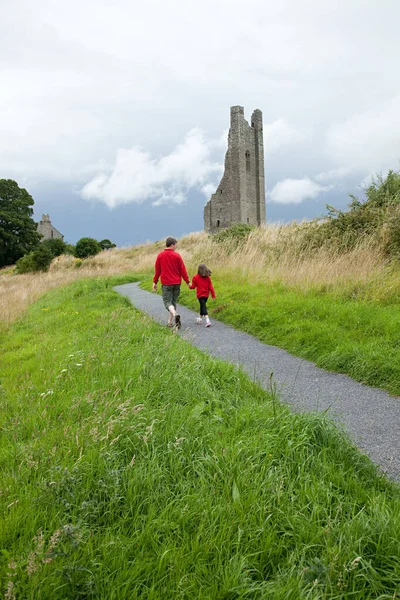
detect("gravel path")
[115,283,400,482]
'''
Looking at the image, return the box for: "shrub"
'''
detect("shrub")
[41,238,67,257]
[15,253,37,274]
[99,239,116,250]
[74,237,101,259]
[362,169,400,207]
[379,204,400,257]
[64,243,76,255]
[33,244,54,270]
[16,245,53,273]
[213,223,255,245]
[300,169,400,256]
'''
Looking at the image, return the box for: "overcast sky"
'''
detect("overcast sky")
[1,0,400,244]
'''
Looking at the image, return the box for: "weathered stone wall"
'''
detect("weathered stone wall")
[204,106,266,233]
[37,214,64,240]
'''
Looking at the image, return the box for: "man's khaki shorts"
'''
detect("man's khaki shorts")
[161,284,181,310]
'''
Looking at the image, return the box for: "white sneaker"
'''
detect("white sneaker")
[196,317,203,324]
[205,319,211,327]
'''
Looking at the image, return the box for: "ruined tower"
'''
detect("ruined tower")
[204,106,266,233]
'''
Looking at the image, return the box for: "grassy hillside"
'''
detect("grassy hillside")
[2,222,400,395]
[1,278,399,599]
[174,274,400,396]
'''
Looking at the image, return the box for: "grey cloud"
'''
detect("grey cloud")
[1,0,400,217]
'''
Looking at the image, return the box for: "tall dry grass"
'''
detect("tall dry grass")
[0,224,395,331]
[0,245,155,329]
[188,225,387,290]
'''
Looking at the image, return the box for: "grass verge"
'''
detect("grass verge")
[1,277,400,599]
[147,276,400,397]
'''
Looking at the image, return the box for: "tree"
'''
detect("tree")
[41,238,67,257]
[74,237,101,259]
[64,243,76,255]
[0,179,41,267]
[99,238,116,250]
[301,168,400,256]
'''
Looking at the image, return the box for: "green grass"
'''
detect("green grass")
[1,277,400,599]
[153,277,400,397]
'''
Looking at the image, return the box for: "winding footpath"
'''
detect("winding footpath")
[115,283,400,482]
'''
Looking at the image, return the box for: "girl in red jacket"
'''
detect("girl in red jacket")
[189,264,216,327]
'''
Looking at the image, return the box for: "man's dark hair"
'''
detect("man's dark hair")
[166,237,177,247]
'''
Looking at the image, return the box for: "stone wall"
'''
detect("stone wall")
[204,106,266,233]
[37,214,64,241]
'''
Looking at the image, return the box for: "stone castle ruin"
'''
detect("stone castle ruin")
[37,214,64,241]
[204,105,266,233]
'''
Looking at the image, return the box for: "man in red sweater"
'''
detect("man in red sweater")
[152,237,190,329]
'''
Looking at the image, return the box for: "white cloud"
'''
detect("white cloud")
[81,129,223,208]
[1,0,400,225]
[326,96,400,173]
[201,183,218,198]
[264,119,308,155]
[269,177,332,204]
[314,167,353,183]
[81,119,308,208]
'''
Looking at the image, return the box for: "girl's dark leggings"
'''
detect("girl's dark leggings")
[198,297,208,316]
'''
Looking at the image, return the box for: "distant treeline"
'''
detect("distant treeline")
[0,178,116,273]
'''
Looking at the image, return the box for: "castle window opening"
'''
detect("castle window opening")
[247,217,249,223]
[220,189,223,194]
[245,150,250,172]
[217,219,220,228]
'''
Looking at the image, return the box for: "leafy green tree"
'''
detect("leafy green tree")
[0,179,41,267]
[99,238,116,250]
[74,237,101,259]
[41,238,67,257]
[64,243,76,255]
[359,169,400,208]
[300,169,400,256]
[32,244,54,271]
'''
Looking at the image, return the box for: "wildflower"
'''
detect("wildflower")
[5,581,16,600]
[350,557,362,568]
[7,559,17,572]
[60,369,67,373]
[27,552,38,576]
[5,559,17,599]
[43,529,62,564]
[75,363,83,367]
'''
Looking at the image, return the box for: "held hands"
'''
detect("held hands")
[152,283,157,292]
